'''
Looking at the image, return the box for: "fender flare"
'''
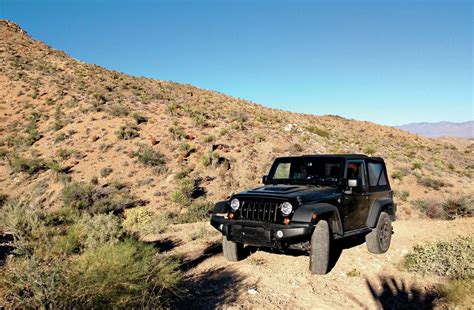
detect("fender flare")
[293,203,343,236]
[366,198,396,227]
[212,200,228,214]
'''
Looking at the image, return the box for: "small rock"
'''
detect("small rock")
[247,288,259,295]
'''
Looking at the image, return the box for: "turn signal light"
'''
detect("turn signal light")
[228,212,234,219]
[283,217,290,225]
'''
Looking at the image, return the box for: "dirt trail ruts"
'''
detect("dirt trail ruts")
[156,218,474,309]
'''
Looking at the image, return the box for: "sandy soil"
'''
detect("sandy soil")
[149,218,474,309]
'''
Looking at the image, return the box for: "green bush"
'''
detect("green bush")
[67,240,181,308]
[363,145,376,156]
[413,196,471,220]
[404,236,473,279]
[177,202,211,223]
[72,213,123,250]
[0,241,181,308]
[0,255,68,308]
[122,207,170,235]
[115,123,139,140]
[0,201,46,255]
[417,176,446,190]
[62,182,136,215]
[134,144,166,171]
[8,153,46,175]
[131,112,147,124]
[303,125,330,138]
[108,103,129,117]
[172,177,196,206]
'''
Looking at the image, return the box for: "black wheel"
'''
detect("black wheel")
[310,220,331,275]
[222,235,244,262]
[366,211,392,254]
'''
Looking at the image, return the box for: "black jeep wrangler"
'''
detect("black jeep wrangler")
[210,154,396,274]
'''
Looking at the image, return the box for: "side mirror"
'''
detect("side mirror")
[262,175,268,184]
[348,179,358,187]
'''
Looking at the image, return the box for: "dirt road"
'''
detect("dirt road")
[153,218,474,309]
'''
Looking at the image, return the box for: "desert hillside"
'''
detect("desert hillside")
[0,20,473,308]
[0,20,472,219]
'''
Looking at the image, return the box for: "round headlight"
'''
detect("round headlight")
[280,202,293,216]
[230,198,240,211]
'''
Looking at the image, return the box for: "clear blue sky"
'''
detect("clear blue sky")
[1,0,472,125]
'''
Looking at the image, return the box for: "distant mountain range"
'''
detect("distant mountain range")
[396,121,473,139]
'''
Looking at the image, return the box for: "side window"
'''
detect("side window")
[346,161,367,187]
[368,162,388,187]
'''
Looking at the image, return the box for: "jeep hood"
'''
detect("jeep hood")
[235,184,341,204]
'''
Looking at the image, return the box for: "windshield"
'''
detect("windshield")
[268,157,343,185]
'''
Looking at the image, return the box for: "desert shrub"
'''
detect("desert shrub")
[134,144,166,172]
[0,241,181,308]
[168,124,186,140]
[0,201,47,255]
[131,112,147,124]
[440,278,474,306]
[417,176,446,190]
[203,135,215,143]
[393,190,409,202]
[100,167,113,177]
[175,167,191,180]
[191,111,208,128]
[56,148,77,160]
[62,182,136,215]
[253,133,266,142]
[176,202,212,223]
[172,177,196,207]
[52,105,66,131]
[403,236,473,279]
[115,123,139,140]
[391,170,407,180]
[66,240,181,308]
[61,182,95,210]
[201,153,212,167]
[47,159,68,173]
[303,125,330,138]
[363,145,376,156]
[414,196,472,220]
[7,153,46,175]
[70,213,123,251]
[122,207,170,235]
[108,103,129,117]
[0,255,68,308]
[412,161,423,170]
[24,119,42,146]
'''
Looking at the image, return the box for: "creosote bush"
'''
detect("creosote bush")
[61,181,137,215]
[133,144,167,173]
[403,236,473,279]
[413,196,472,220]
[8,153,46,175]
[115,123,139,140]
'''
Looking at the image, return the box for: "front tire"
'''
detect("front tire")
[366,211,392,254]
[310,220,331,275]
[222,235,244,262]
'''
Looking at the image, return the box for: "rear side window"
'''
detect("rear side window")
[368,162,388,187]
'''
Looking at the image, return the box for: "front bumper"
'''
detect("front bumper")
[210,215,313,247]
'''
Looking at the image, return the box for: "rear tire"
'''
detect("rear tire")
[222,235,244,262]
[366,211,392,254]
[310,220,331,275]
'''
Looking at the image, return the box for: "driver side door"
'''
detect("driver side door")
[342,160,370,231]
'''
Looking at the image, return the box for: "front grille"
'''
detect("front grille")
[239,199,282,223]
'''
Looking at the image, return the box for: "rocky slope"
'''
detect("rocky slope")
[0,19,472,219]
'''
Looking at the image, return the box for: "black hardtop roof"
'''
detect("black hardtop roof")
[275,154,385,162]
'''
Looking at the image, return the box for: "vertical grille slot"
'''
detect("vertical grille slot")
[239,199,282,223]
